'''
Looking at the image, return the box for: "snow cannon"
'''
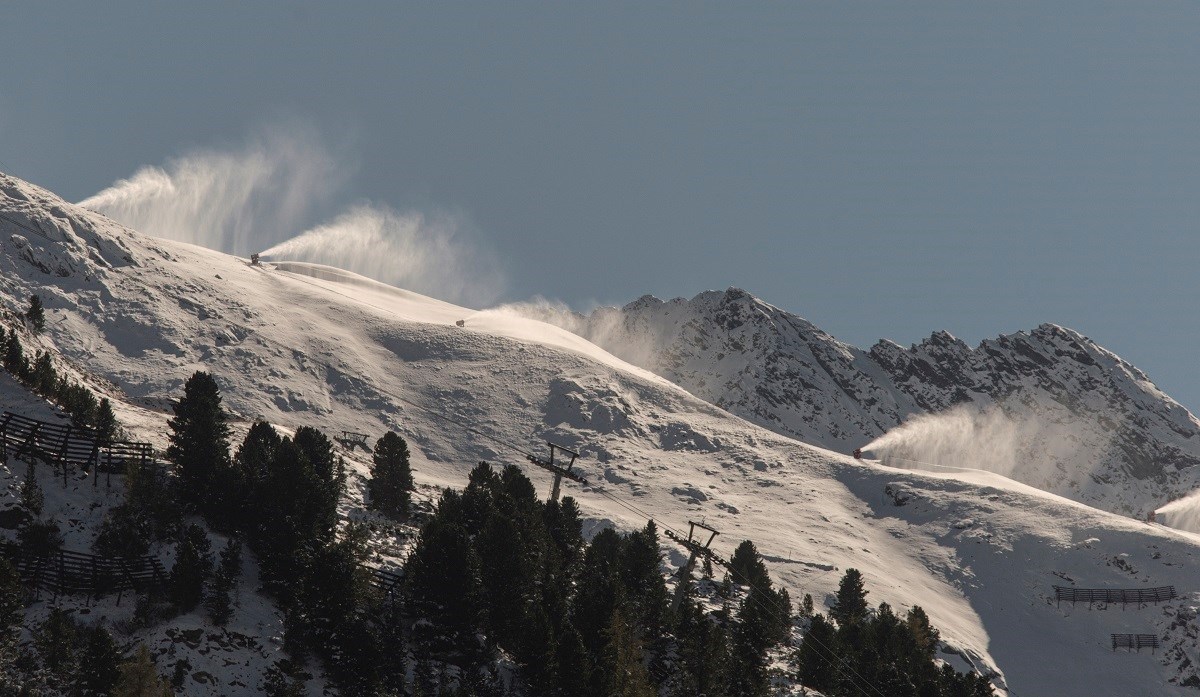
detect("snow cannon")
[852,447,863,460]
[250,253,261,266]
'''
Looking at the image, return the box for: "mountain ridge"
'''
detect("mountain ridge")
[544,287,1200,516]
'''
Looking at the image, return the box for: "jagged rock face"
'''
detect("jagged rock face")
[570,289,1200,516]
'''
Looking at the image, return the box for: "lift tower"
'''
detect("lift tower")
[526,441,588,503]
[664,520,727,612]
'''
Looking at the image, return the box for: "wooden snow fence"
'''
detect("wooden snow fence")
[363,564,403,606]
[0,411,156,487]
[1111,633,1160,653]
[0,541,166,604]
[337,431,371,452]
[1053,585,1176,609]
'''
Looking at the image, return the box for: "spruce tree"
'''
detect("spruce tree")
[367,431,414,516]
[205,566,235,626]
[831,568,869,628]
[35,608,79,687]
[95,397,118,443]
[728,540,771,591]
[26,294,45,331]
[796,614,837,693]
[3,328,25,378]
[0,560,21,684]
[80,625,123,697]
[169,524,214,611]
[31,350,56,395]
[552,622,591,697]
[603,607,656,697]
[19,459,43,516]
[166,371,231,512]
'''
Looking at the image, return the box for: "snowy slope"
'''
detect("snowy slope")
[3,171,1200,694]
[527,290,1200,517]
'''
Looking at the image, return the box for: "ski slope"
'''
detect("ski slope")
[3,171,1200,694]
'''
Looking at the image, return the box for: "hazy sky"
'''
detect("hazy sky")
[3,3,1200,407]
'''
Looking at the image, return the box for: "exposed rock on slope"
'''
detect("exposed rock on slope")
[554,289,1200,515]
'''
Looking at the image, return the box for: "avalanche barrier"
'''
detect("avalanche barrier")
[1053,585,1176,608]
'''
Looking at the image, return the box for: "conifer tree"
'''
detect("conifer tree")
[552,622,591,697]
[31,350,56,395]
[367,431,414,516]
[603,607,656,697]
[166,371,231,512]
[113,645,172,697]
[206,537,243,625]
[3,328,25,378]
[19,459,43,516]
[80,625,123,697]
[95,397,118,443]
[831,568,869,628]
[405,509,485,661]
[169,524,214,611]
[729,540,771,591]
[35,608,79,687]
[795,614,837,692]
[0,559,21,678]
[26,294,45,331]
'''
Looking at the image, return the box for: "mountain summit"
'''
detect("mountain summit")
[552,288,1200,516]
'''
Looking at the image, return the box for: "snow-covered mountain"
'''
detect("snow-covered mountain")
[528,290,1200,517]
[4,170,1200,695]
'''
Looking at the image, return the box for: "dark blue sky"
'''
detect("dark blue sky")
[4,3,1200,407]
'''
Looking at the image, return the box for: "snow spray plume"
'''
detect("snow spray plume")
[861,404,1096,481]
[260,205,505,307]
[485,300,665,369]
[1155,490,1200,534]
[861,406,1024,476]
[78,126,342,255]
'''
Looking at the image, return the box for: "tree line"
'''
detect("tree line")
[0,355,995,695]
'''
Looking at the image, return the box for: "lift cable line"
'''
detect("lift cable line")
[235,269,941,697]
[526,441,587,503]
[370,390,890,697]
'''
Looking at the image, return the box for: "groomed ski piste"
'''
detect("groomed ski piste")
[3,170,1200,694]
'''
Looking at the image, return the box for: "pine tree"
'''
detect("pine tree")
[96,397,119,443]
[3,328,26,378]
[35,608,79,687]
[552,622,591,697]
[226,420,281,532]
[728,540,771,591]
[80,625,123,697]
[0,559,22,684]
[205,567,235,626]
[19,459,43,516]
[166,371,231,513]
[169,524,213,611]
[31,350,56,395]
[619,521,669,646]
[831,568,869,628]
[113,645,172,697]
[19,519,63,557]
[26,294,45,331]
[603,607,656,697]
[799,593,815,618]
[367,431,414,517]
[405,511,485,661]
[795,614,837,693]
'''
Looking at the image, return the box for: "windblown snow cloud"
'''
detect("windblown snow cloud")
[485,299,666,370]
[78,126,506,306]
[260,205,505,306]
